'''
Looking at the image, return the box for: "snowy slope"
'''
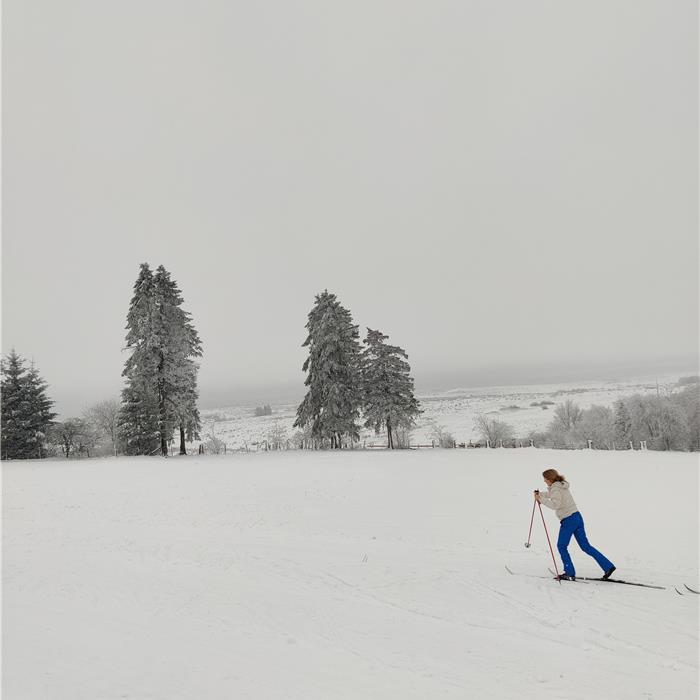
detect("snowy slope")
[3,449,698,699]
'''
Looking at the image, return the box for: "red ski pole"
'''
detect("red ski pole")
[524,499,536,548]
[537,499,561,582]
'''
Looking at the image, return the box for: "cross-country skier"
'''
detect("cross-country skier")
[535,468,615,582]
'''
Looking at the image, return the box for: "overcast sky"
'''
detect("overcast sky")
[2,1,698,416]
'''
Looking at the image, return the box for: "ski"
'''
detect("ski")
[546,567,664,590]
[505,565,589,583]
[675,588,684,596]
[506,565,556,580]
[576,577,665,590]
[684,584,699,594]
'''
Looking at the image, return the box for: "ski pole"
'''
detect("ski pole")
[524,499,536,548]
[537,500,561,582]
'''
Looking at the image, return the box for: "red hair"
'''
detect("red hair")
[542,468,566,483]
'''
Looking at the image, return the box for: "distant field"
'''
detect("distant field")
[199,373,688,450]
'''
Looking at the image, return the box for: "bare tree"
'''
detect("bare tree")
[265,420,288,450]
[654,400,690,450]
[473,414,514,446]
[577,405,615,449]
[553,400,583,431]
[293,423,316,450]
[84,399,121,456]
[50,419,95,458]
[393,425,413,449]
[428,422,455,448]
[202,421,225,454]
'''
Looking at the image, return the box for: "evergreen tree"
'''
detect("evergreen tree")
[119,376,161,456]
[360,329,421,448]
[173,359,202,455]
[1,350,56,459]
[613,399,633,448]
[119,264,161,455]
[119,264,203,456]
[152,266,203,455]
[294,291,362,448]
[25,362,58,457]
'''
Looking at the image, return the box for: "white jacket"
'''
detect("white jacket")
[539,481,578,520]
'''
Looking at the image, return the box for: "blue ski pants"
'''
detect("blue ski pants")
[557,511,613,577]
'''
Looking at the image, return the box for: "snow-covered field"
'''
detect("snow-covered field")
[3,448,698,699]
[201,372,690,450]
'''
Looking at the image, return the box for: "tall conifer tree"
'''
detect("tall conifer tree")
[360,329,421,448]
[152,266,203,455]
[119,264,161,454]
[294,291,362,448]
[119,264,202,456]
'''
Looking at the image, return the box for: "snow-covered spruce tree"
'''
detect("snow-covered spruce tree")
[119,264,161,455]
[172,359,202,455]
[119,377,161,455]
[119,264,203,456]
[25,362,58,457]
[613,399,633,448]
[1,350,56,459]
[361,329,421,448]
[152,266,203,456]
[294,291,362,448]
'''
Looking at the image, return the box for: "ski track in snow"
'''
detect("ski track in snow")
[2,449,698,700]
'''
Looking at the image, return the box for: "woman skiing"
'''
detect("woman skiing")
[535,468,615,581]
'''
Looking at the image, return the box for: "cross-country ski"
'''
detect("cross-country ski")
[546,568,666,590]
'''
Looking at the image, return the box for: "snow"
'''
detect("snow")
[3,448,698,699]
[199,372,690,449]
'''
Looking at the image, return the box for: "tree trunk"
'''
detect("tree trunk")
[179,425,187,455]
[158,358,168,457]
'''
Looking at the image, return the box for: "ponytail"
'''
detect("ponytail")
[542,468,566,483]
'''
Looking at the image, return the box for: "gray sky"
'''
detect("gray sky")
[3,1,698,417]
